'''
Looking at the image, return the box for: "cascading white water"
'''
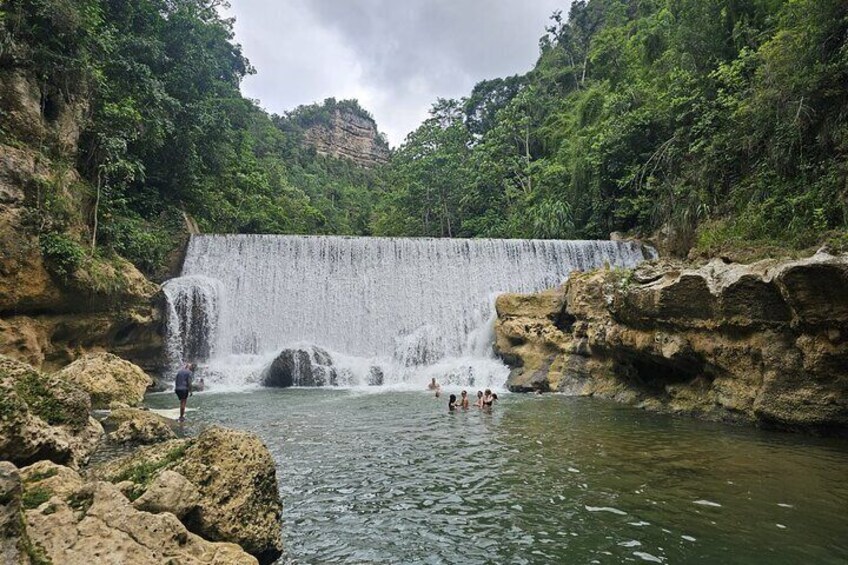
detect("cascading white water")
[162,235,654,390]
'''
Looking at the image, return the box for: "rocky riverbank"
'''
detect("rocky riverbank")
[0,355,284,564]
[495,251,848,435]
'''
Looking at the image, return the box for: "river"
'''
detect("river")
[146,389,848,564]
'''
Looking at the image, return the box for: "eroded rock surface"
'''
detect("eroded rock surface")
[0,70,163,373]
[496,253,848,434]
[105,407,177,445]
[0,462,27,564]
[0,356,103,468]
[88,427,283,563]
[19,463,257,565]
[302,107,389,168]
[57,353,152,408]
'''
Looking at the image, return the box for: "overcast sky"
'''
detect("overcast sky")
[223,0,569,146]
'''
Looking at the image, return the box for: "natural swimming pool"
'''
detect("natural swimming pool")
[146,389,848,564]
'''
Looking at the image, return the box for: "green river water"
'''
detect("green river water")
[146,389,848,564]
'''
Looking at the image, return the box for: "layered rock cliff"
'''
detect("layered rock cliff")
[301,107,389,168]
[495,252,848,434]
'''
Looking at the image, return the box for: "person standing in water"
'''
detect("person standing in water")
[428,377,442,398]
[475,390,484,408]
[448,394,458,411]
[459,390,470,409]
[482,389,496,410]
[174,363,195,422]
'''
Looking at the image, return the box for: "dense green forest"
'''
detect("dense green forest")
[1,0,846,278]
[1,0,381,275]
[377,0,848,254]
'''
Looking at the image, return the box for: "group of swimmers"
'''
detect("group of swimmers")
[428,378,498,411]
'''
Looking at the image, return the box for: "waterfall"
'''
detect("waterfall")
[163,235,654,389]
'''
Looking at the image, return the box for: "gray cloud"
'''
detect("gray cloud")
[226,0,568,145]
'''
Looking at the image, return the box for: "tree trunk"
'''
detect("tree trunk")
[91,169,102,250]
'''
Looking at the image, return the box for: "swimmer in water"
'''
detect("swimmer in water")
[459,390,470,409]
[448,394,458,411]
[482,389,496,409]
[475,390,484,408]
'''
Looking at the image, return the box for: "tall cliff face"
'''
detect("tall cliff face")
[0,60,163,372]
[495,254,848,435]
[301,107,389,168]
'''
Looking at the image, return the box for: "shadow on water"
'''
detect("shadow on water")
[144,390,848,564]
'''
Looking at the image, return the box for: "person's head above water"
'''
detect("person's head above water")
[449,394,456,403]
[477,391,483,398]
[484,389,492,396]
[431,377,436,384]
[461,390,467,397]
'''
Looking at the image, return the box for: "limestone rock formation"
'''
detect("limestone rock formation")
[173,427,283,563]
[18,463,257,565]
[88,427,284,563]
[0,356,103,468]
[302,107,389,168]
[132,470,201,520]
[0,462,27,564]
[57,353,152,409]
[0,66,163,374]
[496,252,848,434]
[105,407,177,445]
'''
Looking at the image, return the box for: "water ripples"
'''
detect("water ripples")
[147,390,848,564]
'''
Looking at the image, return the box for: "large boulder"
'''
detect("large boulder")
[0,356,103,468]
[263,346,337,387]
[132,470,200,520]
[88,428,284,564]
[173,427,283,564]
[21,471,257,564]
[105,407,177,445]
[56,352,152,408]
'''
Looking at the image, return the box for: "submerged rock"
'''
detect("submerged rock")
[56,352,153,409]
[263,346,337,387]
[367,365,385,386]
[0,356,103,468]
[496,253,848,434]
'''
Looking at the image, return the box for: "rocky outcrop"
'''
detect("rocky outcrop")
[57,353,152,408]
[263,346,338,387]
[0,67,164,374]
[105,407,177,445]
[132,470,201,520]
[0,356,103,468]
[89,427,284,564]
[302,107,389,168]
[16,462,257,564]
[496,252,848,434]
[173,427,283,563]
[0,462,28,564]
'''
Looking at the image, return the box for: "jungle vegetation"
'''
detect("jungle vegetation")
[1,0,845,275]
